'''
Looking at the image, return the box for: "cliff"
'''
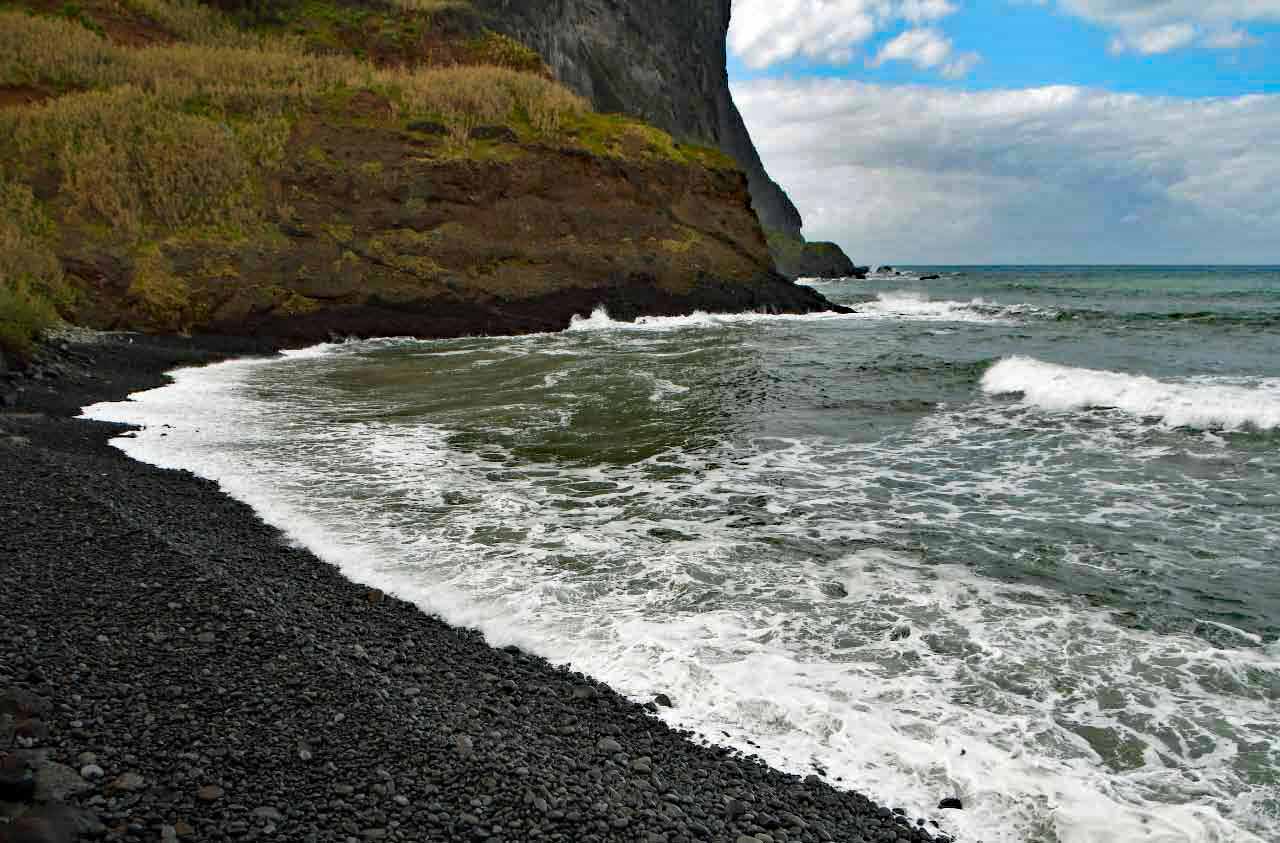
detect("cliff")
[0,0,842,360]
[474,0,860,278]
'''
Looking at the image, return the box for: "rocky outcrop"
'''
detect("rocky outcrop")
[474,0,858,276]
[768,232,869,279]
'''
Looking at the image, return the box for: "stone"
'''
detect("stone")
[1,764,36,803]
[454,735,474,758]
[938,796,963,810]
[596,737,622,754]
[108,771,146,793]
[36,763,92,801]
[252,806,284,822]
[467,125,519,144]
[405,120,447,136]
[78,764,103,780]
[0,688,48,718]
[5,804,105,843]
[196,784,225,802]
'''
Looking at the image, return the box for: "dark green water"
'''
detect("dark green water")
[88,266,1280,843]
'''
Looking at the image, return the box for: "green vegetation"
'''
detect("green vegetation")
[562,112,737,168]
[0,0,749,345]
[0,181,71,357]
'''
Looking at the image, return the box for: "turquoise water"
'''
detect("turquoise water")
[87,267,1280,843]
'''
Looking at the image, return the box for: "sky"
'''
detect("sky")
[726,0,1280,263]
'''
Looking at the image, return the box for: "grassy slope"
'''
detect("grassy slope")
[0,0,737,357]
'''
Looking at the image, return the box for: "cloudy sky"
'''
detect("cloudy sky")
[727,1,1280,263]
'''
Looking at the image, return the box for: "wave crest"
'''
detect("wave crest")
[981,356,1280,431]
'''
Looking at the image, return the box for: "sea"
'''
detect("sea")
[84,266,1280,843]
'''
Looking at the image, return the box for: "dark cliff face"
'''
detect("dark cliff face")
[475,0,805,241]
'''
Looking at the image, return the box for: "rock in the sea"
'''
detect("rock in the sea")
[890,625,911,641]
[819,582,848,599]
[653,693,674,708]
[938,796,963,810]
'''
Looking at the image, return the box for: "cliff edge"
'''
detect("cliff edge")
[476,0,862,278]
[1,0,843,362]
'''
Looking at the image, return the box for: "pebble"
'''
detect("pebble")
[197,784,225,801]
[108,771,146,793]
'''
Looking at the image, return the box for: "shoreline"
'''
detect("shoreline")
[2,332,952,843]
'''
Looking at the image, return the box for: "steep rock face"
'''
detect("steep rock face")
[475,0,810,244]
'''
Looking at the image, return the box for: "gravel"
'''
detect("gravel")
[1,334,955,843]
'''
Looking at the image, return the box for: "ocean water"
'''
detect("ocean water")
[84,266,1280,843]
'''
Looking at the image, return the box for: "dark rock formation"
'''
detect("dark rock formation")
[769,233,869,280]
[474,0,858,276]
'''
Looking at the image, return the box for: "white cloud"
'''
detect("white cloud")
[728,0,970,72]
[871,28,980,77]
[732,78,1280,263]
[1049,0,1277,54]
[1108,22,1198,54]
[1201,28,1262,48]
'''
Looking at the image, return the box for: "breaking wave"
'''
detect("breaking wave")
[982,357,1280,431]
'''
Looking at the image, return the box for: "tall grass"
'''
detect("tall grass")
[120,0,267,48]
[0,12,586,126]
[0,181,67,356]
[387,0,472,14]
[0,10,585,235]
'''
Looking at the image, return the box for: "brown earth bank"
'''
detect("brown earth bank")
[56,112,843,344]
[0,336,957,843]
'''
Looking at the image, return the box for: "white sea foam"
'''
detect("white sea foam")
[566,298,1040,332]
[82,334,1280,843]
[852,292,1046,323]
[982,357,1280,431]
[565,306,842,332]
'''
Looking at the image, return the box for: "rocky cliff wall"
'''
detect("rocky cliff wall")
[474,0,810,245]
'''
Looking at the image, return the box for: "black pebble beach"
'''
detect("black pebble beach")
[1,335,953,843]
